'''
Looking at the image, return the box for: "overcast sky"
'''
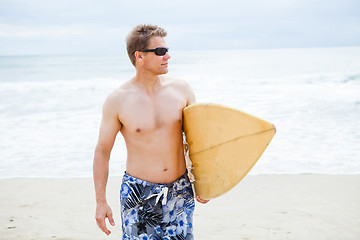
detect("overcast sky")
[0,0,359,55]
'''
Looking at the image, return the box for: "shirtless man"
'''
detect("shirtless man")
[93,24,208,239]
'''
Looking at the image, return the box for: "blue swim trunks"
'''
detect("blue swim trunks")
[120,171,195,240]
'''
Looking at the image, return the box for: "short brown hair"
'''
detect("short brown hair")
[126,24,167,66]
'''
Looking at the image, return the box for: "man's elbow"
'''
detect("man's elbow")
[94,145,111,162]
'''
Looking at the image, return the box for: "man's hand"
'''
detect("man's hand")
[95,202,115,235]
[196,195,210,204]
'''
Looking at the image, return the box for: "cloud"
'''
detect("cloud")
[0,23,87,38]
[0,0,359,55]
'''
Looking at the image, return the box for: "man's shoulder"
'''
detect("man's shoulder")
[162,76,192,90]
[103,81,134,108]
[162,76,195,105]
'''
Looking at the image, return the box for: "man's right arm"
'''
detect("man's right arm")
[93,93,122,235]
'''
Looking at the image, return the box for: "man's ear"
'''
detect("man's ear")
[135,51,143,59]
[135,51,144,65]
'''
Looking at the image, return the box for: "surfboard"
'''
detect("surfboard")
[183,103,276,200]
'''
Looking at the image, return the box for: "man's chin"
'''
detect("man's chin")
[159,69,169,75]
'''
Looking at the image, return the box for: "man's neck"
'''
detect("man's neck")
[133,71,163,91]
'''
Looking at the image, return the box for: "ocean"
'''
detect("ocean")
[0,47,359,178]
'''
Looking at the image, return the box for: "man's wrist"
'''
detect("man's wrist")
[96,198,107,204]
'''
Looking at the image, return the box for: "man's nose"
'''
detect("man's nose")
[164,52,171,60]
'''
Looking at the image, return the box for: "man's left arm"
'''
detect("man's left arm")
[182,80,210,204]
[185,82,196,107]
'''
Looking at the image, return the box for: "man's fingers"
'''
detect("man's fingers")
[95,204,114,235]
[96,217,111,235]
[196,195,210,204]
[108,211,115,226]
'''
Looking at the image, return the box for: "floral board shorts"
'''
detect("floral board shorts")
[120,171,195,240]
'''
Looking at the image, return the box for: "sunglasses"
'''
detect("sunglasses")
[140,47,169,56]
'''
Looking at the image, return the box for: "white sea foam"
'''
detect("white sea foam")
[0,47,359,178]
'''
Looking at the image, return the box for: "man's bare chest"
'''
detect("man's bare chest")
[119,91,187,133]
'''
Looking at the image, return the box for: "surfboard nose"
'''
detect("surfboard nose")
[272,124,277,133]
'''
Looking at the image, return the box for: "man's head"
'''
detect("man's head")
[126,24,167,67]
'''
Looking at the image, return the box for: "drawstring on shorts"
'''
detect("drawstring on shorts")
[146,186,169,205]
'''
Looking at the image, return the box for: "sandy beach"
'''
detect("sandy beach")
[1,174,359,240]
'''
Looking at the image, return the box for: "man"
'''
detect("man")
[93,24,208,240]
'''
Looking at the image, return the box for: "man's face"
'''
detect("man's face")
[142,36,171,75]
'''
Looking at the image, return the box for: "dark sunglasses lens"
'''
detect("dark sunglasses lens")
[155,48,168,56]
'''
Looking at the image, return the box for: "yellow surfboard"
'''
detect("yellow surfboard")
[183,103,276,200]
